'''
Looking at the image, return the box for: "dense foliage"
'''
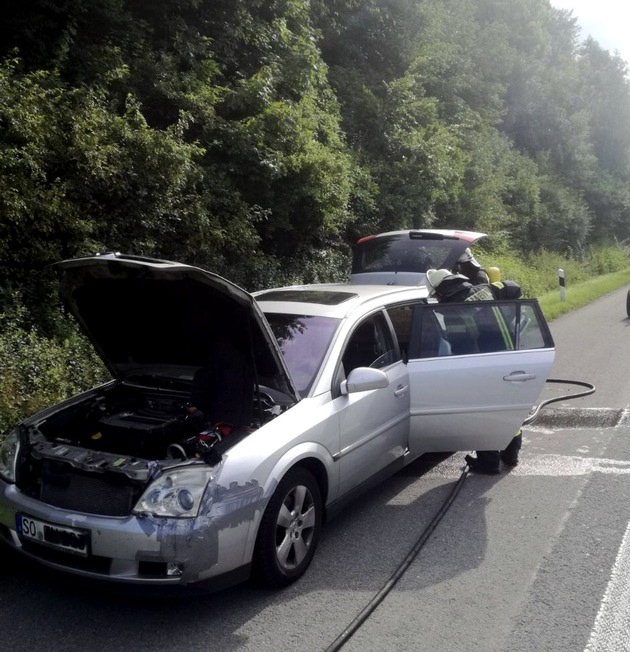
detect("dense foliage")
[1,0,630,432]
[1,0,630,303]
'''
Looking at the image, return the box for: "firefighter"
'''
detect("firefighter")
[453,248,489,285]
[425,268,523,474]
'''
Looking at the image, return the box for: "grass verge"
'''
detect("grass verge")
[537,269,630,321]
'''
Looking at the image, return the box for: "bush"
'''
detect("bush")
[478,244,630,298]
[0,306,110,438]
[588,244,630,274]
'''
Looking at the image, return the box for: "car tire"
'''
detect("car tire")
[627,289,630,318]
[253,466,322,587]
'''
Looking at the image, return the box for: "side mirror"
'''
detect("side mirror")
[340,367,389,395]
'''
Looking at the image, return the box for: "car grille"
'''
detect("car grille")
[38,460,143,517]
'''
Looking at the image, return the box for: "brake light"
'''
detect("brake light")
[355,235,379,244]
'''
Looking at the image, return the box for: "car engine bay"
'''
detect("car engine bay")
[14,378,287,516]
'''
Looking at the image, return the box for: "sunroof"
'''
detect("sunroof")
[256,290,357,305]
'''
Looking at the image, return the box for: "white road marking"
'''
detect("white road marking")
[421,450,630,652]
[511,454,630,477]
[422,453,630,479]
[584,520,630,651]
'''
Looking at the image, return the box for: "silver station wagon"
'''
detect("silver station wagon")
[0,252,554,589]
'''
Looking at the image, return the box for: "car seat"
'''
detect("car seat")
[442,311,478,355]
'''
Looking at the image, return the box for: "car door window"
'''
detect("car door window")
[388,303,458,358]
[342,313,397,374]
[404,308,453,358]
[386,305,413,359]
[473,304,516,352]
[406,300,552,358]
[516,304,549,349]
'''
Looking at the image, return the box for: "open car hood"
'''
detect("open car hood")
[56,253,299,401]
[350,229,487,286]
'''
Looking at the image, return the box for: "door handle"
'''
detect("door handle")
[394,384,409,397]
[503,371,536,382]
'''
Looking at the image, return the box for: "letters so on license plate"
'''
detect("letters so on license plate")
[16,514,88,557]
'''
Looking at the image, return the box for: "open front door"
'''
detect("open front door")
[401,300,554,456]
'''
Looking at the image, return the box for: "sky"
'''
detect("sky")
[550,0,630,66]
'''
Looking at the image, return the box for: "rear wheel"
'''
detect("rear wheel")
[627,289,630,318]
[253,467,322,587]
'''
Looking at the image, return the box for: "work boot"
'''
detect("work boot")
[465,451,500,475]
[500,430,522,467]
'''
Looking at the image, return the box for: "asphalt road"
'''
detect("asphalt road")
[1,285,630,651]
[542,284,630,410]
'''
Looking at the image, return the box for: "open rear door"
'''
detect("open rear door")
[405,300,554,455]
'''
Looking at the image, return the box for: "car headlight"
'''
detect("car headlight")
[133,466,216,518]
[0,430,20,483]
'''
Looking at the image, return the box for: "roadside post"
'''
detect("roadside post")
[559,268,566,301]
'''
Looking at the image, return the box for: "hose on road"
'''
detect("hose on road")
[325,376,595,651]
[523,377,596,425]
[324,467,469,652]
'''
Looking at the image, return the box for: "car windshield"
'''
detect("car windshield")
[352,234,464,274]
[264,313,340,396]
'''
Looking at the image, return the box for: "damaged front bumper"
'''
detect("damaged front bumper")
[0,477,265,588]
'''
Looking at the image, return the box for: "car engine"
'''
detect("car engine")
[14,379,284,516]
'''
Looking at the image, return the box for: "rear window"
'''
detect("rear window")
[352,235,464,275]
[264,313,340,396]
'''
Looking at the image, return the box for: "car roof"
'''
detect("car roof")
[254,282,429,319]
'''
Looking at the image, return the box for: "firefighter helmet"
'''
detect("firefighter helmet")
[425,268,468,296]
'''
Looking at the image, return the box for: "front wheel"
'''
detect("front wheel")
[253,467,322,587]
[627,289,630,318]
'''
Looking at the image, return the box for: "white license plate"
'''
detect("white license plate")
[16,514,89,557]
